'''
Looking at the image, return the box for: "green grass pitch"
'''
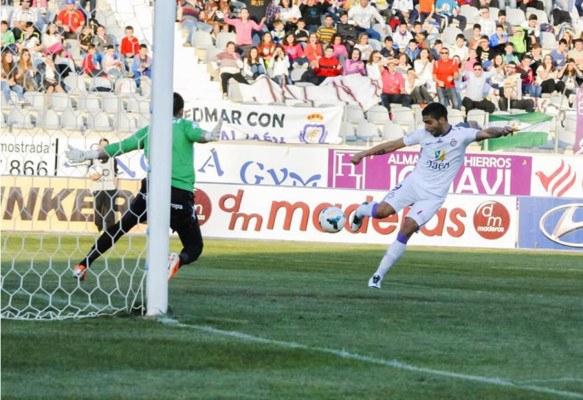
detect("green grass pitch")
[2,235,583,399]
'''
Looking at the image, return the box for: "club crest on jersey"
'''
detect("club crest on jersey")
[450,139,457,147]
[434,150,446,161]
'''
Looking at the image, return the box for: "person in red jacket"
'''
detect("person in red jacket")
[56,0,86,40]
[313,45,341,84]
[120,25,140,71]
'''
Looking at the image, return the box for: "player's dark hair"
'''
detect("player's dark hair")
[173,92,184,116]
[422,103,448,121]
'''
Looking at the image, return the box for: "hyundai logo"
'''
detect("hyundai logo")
[539,204,583,248]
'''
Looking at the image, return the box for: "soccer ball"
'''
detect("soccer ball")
[318,207,346,233]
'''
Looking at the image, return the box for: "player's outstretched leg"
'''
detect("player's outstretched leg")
[351,201,378,231]
[368,217,418,289]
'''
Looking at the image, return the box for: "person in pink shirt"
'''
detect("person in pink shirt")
[304,32,323,67]
[282,32,308,68]
[343,48,366,76]
[330,34,348,65]
[223,8,266,56]
[381,58,412,112]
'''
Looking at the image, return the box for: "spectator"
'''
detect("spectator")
[264,0,281,30]
[435,0,466,31]
[433,47,460,109]
[461,62,496,113]
[16,22,42,58]
[304,32,323,67]
[489,25,509,55]
[80,0,97,20]
[92,25,114,57]
[381,58,412,111]
[343,47,366,75]
[258,31,276,67]
[473,0,499,7]
[536,54,566,95]
[393,22,413,52]
[79,24,93,53]
[299,0,330,32]
[510,27,527,58]
[269,46,292,86]
[517,0,544,13]
[243,46,267,80]
[120,26,140,69]
[313,45,342,84]
[282,32,308,68]
[56,0,86,40]
[476,8,495,36]
[336,11,357,49]
[347,0,386,41]
[414,47,435,95]
[498,61,535,112]
[391,0,415,24]
[211,41,248,99]
[1,20,16,53]
[279,0,302,31]
[354,32,373,61]
[380,36,396,58]
[558,59,583,102]
[520,14,541,46]
[496,10,512,35]
[294,18,310,44]
[501,42,518,63]
[1,51,26,103]
[15,48,37,92]
[102,44,123,79]
[82,43,105,76]
[552,39,569,68]
[567,39,583,70]
[406,39,420,62]
[42,23,68,57]
[529,43,543,71]
[180,0,212,48]
[396,53,410,75]
[132,44,151,87]
[10,0,39,38]
[366,50,385,87]
[271,20,286,46]
[476,36,493,68]
[330,34,348,64]
[316,14,336,46]
[488,54,505,89]
[450,34,468,62]
[517,53,540,98]
[418,0,436,23]
[223,8,266,56]
[405,68,432,105]
[39,53,65,104]
[463,47,478,72]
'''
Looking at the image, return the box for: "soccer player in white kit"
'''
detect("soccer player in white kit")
[350,103,514,289]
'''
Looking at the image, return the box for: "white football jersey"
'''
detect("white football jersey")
[402,126,478,198]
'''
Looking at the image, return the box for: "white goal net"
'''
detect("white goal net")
[1,0,155,320]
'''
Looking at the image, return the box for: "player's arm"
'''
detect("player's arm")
[351,138,406,165]
[66,129,147,163]
[475,126,515,141]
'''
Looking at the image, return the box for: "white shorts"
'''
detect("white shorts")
[382,179,445,228]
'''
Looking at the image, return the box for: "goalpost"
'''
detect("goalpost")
[1,0,173,319]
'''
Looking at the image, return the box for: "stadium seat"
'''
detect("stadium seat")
[369,38,382,51]
[344,104,366,123]
[102,93,121,113]
[64,75,88,94]
[447,107,464,125]
[193,30,214,60]
[87,111,112,131]
[79,93,102,112]
[506,8,526,26]
[65,39,82,59]
[382,121,404,140]
[339,121,355,140]
[137,113,150,129]
[372,24,391,41]
[366,105,390,124]
[7,108,34,129]
[442,27,462,47]
[140,77,152,97]
[42,109,61,130]
[50,93,73,111]
[488,7,499,22]
[61,109,85,130]
[290,68,306,82]
[356,120,382,141]
[90,76,113,92]
[466,109,487,128]
[541,32,557,51]
[115,78,138,94]
[459,5,480,24]
[215,32,237,50]
[116,111,137,132]
[527,8,549,24]
[24,92,46,110]
[391,108,415,131]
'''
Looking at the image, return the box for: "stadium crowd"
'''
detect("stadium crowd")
[178,0,583,116]
[1,0,151,107]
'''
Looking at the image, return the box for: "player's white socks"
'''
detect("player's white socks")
[356,201,378,218]
[374,233,408,279]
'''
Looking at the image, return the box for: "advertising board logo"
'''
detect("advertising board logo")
[539,204,583,248]
[473,201,510,240]
[194,189,212,226]
[535,160,577,197]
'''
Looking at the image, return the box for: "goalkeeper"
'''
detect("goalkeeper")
[66,92,222,282]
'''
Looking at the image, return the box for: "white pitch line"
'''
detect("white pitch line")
[160,317,583,399]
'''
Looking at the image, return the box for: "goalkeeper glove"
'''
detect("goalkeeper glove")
[203,119,223,142]
[65,145,99,163]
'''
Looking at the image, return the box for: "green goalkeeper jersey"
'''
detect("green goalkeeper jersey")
[104,117,205,192]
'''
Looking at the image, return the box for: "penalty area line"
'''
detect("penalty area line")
[160,317,583,399]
